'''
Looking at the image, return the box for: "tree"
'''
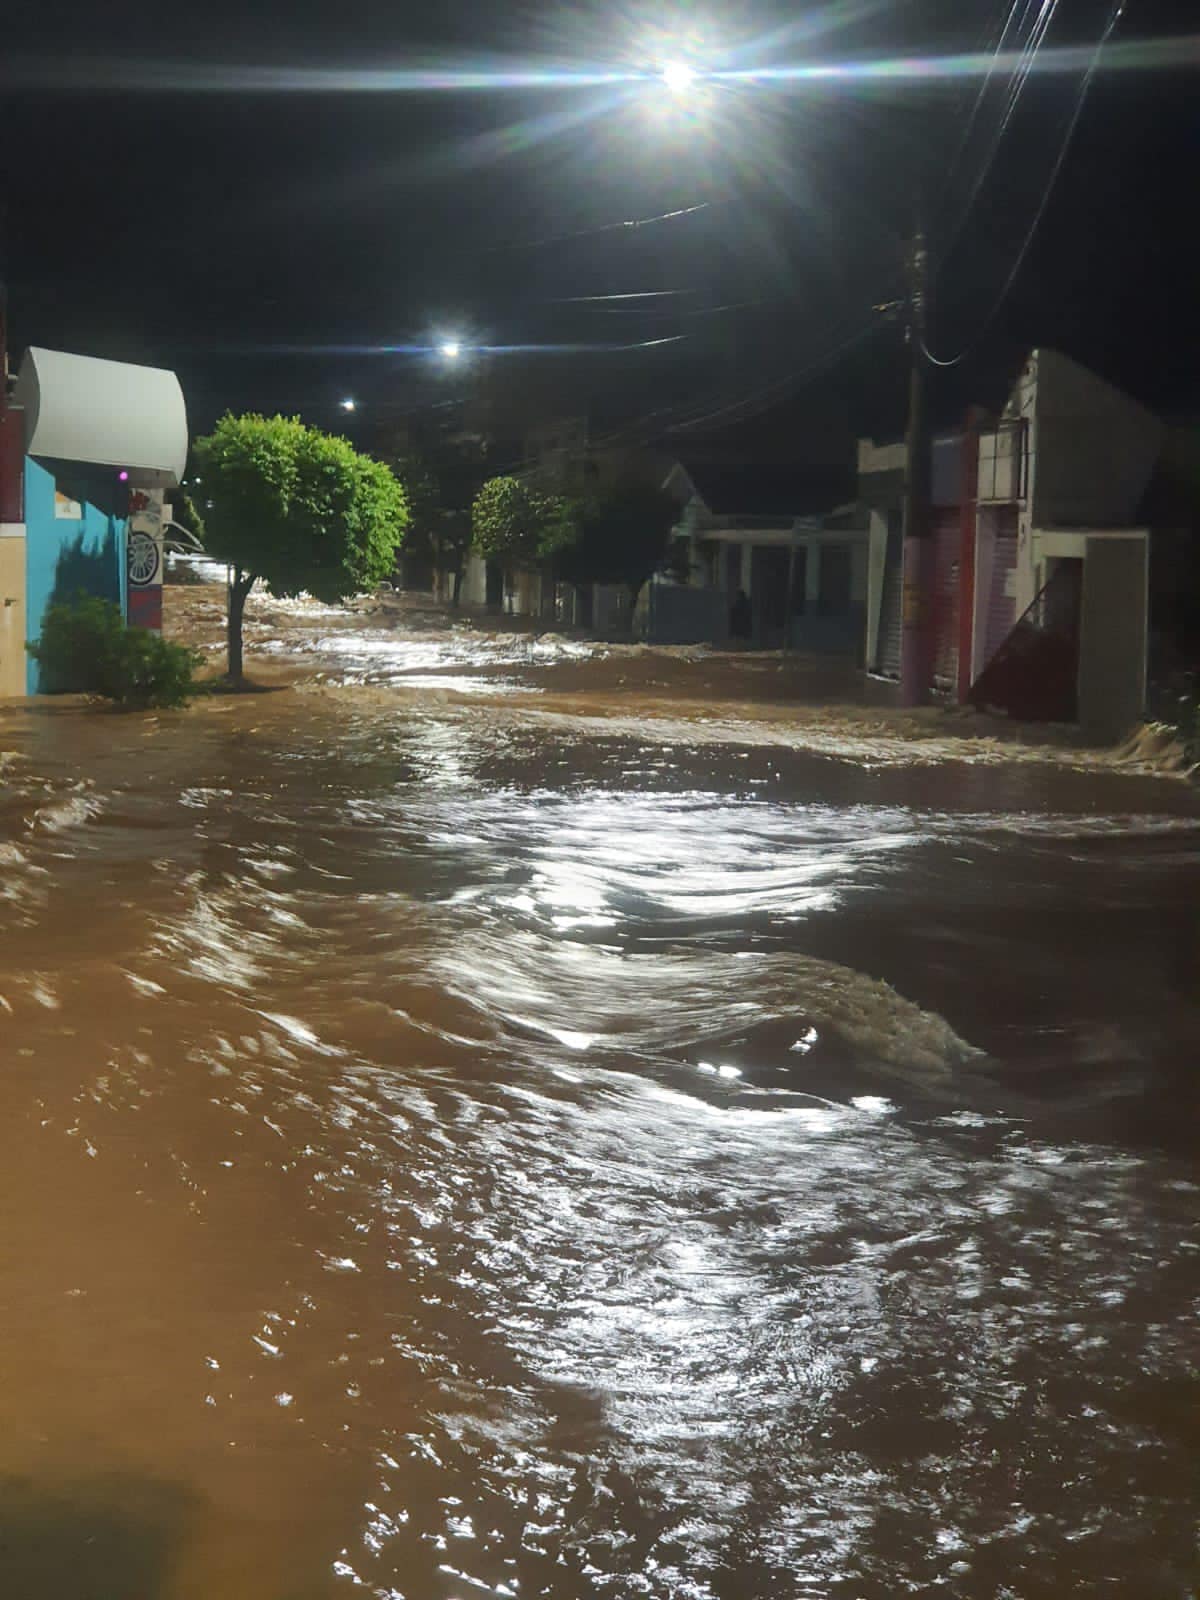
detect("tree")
[471,476,579,571]
[168,485,206,547]
[432,443,491,604]
[560,480,679,603]
[391,447,483,605]
[194,414,409,680]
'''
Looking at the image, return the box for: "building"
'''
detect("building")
[0,347,188,696]
[859,349,1163,735]
[858,433,968,685]
[653,460,864,649]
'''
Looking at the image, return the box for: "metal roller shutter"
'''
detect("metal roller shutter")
[931,508,962,691]
[876,515,903,677]
[982,508,1019,671]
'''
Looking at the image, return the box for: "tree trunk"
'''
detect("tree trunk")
[451,566,463,608]
[227,571,252,682]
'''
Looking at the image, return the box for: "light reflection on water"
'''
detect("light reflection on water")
[258,624,595,689]
[0,652,1197,1597]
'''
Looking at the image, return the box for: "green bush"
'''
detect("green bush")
[28,595,202,709]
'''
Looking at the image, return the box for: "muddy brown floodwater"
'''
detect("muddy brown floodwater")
[1,580,1198,1600]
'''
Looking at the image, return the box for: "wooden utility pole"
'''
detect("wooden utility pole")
[956,405,982,703]
[899,224,932,707]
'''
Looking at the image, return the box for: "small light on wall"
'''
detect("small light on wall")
[118,470,130,482]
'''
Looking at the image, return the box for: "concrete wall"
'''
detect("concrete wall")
[0,529,27,697]
[865,510,888,668]
[506,567,553,618]
[992,357,1040,618]
[849,536,869,605]
[0,409,27,696]
[24,457,126,693]
[594,584,633,639]
[1077,534,1148,739]
[857,439,906,476]
[434,553,488,606]
[983,348,1163,630]
[1032,350,1164,530]
[637,581,728,645]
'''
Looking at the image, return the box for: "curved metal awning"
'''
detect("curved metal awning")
[13,347,188,488]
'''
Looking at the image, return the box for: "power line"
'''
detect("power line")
[944,0,1034,185]
[553,295,779,319]
[923,0,1125,369]
[551,290,696,303]
[938,0,1064,265]
[597,308,889,447]
[482,202,712,255]
[669,316,885,435]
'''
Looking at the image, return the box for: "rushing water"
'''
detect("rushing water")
[1,592,1198,1599]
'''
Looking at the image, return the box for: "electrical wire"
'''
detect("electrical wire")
[551,290,695,303]
[938,0,1063,264]
[922,0,1124,369]
[482,202,712,254]
[596,308,890,447]
[667,317,886,434]
[557,295,780,319]
[944,0,1033,185]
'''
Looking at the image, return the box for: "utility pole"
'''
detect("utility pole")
[898,223,932,707]
[956,404,982,704]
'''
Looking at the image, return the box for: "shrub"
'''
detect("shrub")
[28,595,201,709]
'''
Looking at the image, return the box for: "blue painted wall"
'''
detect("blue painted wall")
[24,458,127,693]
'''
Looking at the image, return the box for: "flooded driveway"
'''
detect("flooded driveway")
[1,587,1198,1599]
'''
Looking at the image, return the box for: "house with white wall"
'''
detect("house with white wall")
[655,461,864,649]
[859,433,966,684]
[859,349,1164,735]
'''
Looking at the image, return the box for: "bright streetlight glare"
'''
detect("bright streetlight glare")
[339,397,357,412]
[439,341,462,361]
[660,60,697,92]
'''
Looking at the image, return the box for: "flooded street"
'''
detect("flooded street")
[1,586,1198,1599]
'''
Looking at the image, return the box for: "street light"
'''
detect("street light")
[439,341,462,362]
[660,60,697,93]
[339,397,357,412]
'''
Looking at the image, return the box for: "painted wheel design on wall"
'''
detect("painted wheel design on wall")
[127,531,161,586]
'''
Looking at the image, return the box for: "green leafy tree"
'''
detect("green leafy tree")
[432,444,491,604]
[472,476,579,570]
[560,480,679,603]
[391,456,439,571]
[169,485,206,547]
[194,414,409,680]
[390,450,482,604]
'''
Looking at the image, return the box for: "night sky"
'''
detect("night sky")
[2,0,1196,458]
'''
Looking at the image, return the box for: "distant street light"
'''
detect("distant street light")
[439,341,463,362]
[660,60,697,93]
[340,398,357,412]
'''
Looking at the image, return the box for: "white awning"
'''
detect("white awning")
[14,347,188,487]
